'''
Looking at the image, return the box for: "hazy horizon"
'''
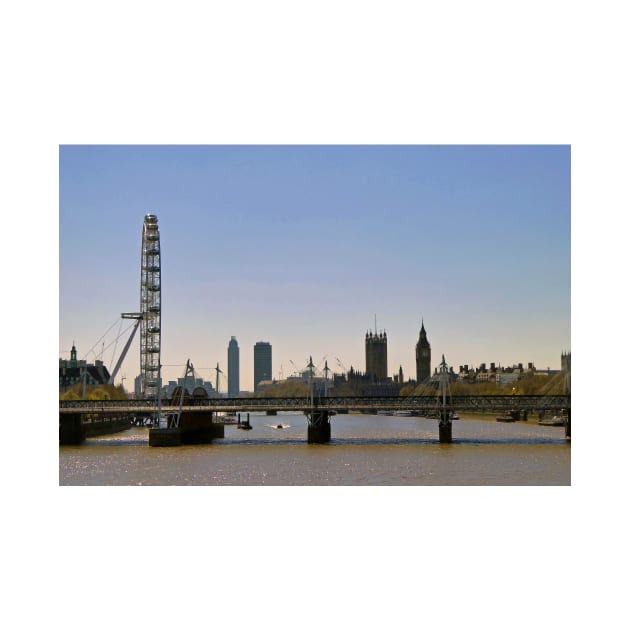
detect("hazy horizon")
[59,144,570,392]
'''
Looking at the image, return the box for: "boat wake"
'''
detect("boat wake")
[265,423,291,429]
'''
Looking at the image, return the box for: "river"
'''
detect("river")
[59,412,570,485]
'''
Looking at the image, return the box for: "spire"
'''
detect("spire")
[418,319,428,344]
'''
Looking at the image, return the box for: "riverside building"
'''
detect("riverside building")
[59,343,111,391]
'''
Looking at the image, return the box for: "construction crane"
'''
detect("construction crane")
[336,357,350,374]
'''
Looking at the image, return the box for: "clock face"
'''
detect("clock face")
[422,350,429,358]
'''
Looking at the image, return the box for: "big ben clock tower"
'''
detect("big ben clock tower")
[415,320,431,383]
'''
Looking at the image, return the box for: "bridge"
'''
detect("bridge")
[60,216,571,447]
[60,394,570,415]
[59,392,571,445]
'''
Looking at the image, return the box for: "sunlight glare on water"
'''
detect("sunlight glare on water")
[59,413,570,485]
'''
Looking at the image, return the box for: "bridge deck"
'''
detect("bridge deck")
[60,395,570,415]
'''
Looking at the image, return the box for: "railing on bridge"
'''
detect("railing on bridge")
[60,394,570,414]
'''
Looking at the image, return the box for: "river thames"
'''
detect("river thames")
[59,412,570,485]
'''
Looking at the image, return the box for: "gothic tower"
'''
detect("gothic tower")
[415,320,431,383]
[365,330,388,381]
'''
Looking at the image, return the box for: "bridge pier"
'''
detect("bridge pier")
[149,427,182,446]
[307,409,331,444]
[149,412,224,447]
[438,410,452,443]
[60,412,131,444]
[565,408,571,439]
[59,413,86,445]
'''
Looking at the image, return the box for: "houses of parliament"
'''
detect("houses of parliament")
[363,320,430,384]
[335,320,432,397]
[358,319,568,394]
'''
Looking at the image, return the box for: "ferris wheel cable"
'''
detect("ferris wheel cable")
[81,317,122,360]
[89,321,139,360]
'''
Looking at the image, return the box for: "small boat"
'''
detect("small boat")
[452,413,459,420]
[538,416,567,427]
[496,416,517,422]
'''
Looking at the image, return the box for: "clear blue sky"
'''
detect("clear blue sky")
[59,145,570,390]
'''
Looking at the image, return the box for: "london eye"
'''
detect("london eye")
[140,213,161,398]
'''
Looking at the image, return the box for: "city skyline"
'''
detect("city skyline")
[59,145,570,390]
[23,1,617,617]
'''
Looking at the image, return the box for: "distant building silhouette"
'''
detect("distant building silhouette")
[254,341,272,392]
[454,361,568,384]
[59,343,111,391]
[561,351,571,372]
[163,376,215,399]
[365,330,388,381]
[228,336,240,397]
[415,320,431,383]
[134,374,143,397]
[335,366,401,396]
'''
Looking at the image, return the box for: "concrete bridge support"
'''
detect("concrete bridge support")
[307,409,331,444]
[439,410,452,443]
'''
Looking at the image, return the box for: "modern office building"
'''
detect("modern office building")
[228,336,240,397]
[415,320,431,383]
[253,341,272,392]
[365,330,388,381]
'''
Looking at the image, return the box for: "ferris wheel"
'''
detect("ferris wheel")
[140,213,161,398]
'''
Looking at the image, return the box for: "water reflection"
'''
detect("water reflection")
[61,413,570,485]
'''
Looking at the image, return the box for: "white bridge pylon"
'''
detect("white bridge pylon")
[108,312,143,385]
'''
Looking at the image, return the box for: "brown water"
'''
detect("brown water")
[59,412,570,485]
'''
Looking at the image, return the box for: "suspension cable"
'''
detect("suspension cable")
[109,317,124,374]
[82,317,121,360]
